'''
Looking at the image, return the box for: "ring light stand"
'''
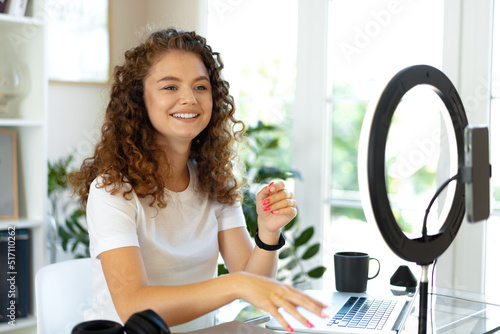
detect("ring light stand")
[358,65,468,334]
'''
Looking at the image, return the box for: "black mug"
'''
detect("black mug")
[334,252,380,293]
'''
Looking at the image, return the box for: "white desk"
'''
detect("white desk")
[403,288,500,333]
[217,287,500,333]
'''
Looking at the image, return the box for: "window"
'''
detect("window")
[324,0,446,286]
[207,0,297,129]
[207,0,299,184]
[207,0,496,293]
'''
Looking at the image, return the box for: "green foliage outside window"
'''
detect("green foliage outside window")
[331,100,366,192]
[329,83,440,234]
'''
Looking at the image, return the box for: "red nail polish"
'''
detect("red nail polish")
[262,199,270,206]
[263,206,271,212]
[307,321,315,328]
[268,182,274,193]
[287,325,295,332]
[271,210,278,214]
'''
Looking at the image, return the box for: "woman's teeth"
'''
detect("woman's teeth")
[172,113,198,119]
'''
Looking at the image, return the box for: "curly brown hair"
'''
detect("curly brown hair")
[70,28,245,209]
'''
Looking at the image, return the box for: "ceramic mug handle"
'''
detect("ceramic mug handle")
[368,257,380,280]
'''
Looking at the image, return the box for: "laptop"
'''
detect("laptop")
[266,290,415,333]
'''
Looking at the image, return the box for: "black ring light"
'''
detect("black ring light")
[360,64,468,266]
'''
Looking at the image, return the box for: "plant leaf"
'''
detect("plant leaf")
[279,247,293,259]
[294,226,314,248]
[307,266,327,278]
[284,216,297,231]
[73,219,87,233]
[265,138,280,149]
[70,208,85,220]
[283,259,298,270]
[61,236,69,251]
[218,264,229,276]
[302,243,320,260]
[292,272,305,283]
[66,219,77,234]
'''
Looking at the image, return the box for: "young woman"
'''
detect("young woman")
[70,28,326,332]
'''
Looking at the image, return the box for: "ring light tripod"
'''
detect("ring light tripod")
[358,65,468,333]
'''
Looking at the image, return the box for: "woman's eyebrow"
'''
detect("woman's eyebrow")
[195,76,210,83]
[157,75,210,84]
[157,75,180,83]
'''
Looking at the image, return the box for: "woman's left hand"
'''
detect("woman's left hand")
[256,181,297,235]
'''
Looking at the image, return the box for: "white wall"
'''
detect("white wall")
[47,0,207,163]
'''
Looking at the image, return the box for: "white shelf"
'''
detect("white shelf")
[0,219,44,230]
[0,119,44,127]
[0,14,43,27]
[0,316,37,332]
[0,1,46,333]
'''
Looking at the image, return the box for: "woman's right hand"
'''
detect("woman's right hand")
[231,272,328,332]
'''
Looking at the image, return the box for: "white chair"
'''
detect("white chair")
[35,258,93,334]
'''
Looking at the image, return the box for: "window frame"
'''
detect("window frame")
[292,0,493,292]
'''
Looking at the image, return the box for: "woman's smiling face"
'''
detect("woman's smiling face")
[144,50,213,147]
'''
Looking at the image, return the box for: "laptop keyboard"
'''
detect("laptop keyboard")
[328,297,398,330]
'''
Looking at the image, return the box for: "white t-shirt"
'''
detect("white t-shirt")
[83,160,246,332]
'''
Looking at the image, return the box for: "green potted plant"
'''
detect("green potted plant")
[219,121,326,286]
[48,154,89,260]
